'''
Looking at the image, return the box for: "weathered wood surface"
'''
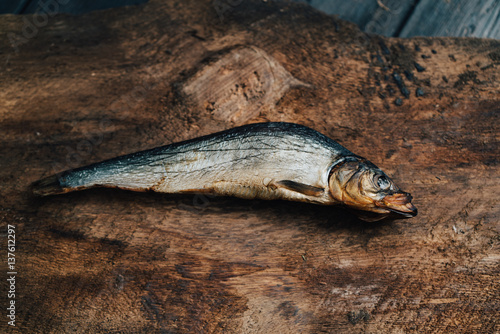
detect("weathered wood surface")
[18,0,149,15]
[5,0,500,38]
[0,0,148,15]
[297,0,417,36]
[0,0,499,333]
[399,0,500,39]
[297,0,500,38]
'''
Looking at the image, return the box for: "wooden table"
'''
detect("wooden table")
[1,0,499,332]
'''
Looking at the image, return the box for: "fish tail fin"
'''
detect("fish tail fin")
[31,173,73,196]
[31,152,162,197]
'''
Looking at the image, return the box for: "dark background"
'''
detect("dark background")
[1,0,499,38]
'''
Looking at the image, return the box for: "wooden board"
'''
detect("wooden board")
[1,0,148,15]
[297,0,417,36]
[297,0,500,38]
[399,0,500,39]
[0,1,24,14]
[21,0,148,15]
[5,0,500,38]
[0,0,499,333]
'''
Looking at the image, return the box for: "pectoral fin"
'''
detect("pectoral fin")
[276,180,324,197]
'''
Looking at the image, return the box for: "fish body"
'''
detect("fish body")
[32,122,417,220]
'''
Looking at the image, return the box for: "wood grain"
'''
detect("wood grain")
[400,0,500,38]
[4,0,149,15]
[301,0,417,36]
[297,0,500,39]
[0,0,499,333]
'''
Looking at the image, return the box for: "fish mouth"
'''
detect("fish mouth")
[380,192,418,218]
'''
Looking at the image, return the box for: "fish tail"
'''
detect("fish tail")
[31,153,164,197]
[31,172,76,196]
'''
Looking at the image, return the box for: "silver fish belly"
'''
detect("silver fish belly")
[32,122,417,219]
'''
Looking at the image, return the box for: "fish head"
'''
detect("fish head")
[328,158,417,220]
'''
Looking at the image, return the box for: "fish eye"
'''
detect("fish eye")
[374,174,391,190]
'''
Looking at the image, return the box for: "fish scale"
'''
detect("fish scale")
[31,122,417,221]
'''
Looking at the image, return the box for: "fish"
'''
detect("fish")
[31,122,417,220]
